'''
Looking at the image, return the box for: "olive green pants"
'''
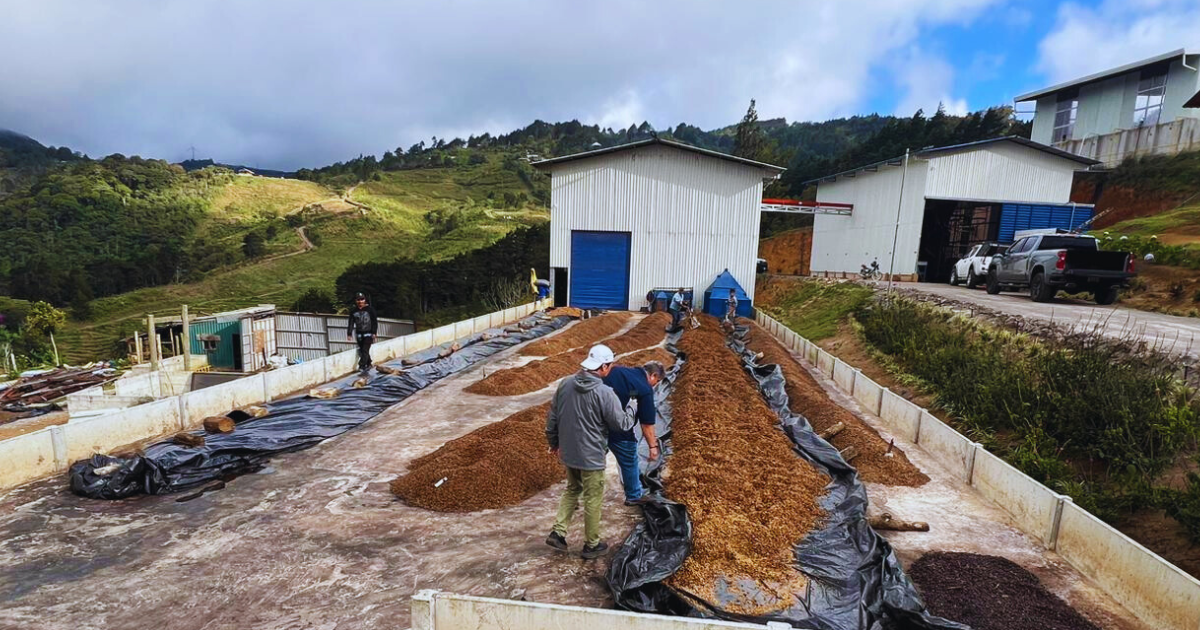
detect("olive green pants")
[552,467,606,546]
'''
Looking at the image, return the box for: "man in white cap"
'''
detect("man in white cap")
[545,344,633,559]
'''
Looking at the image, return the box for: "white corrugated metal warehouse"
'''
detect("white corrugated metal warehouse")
[533,138,784,311]
[809,137,1100,282]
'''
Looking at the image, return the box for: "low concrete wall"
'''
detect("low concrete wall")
[754,309,1200,629]
[411,591,778,630]
[431,324,456,346]
[831,359,856,392]
[265,361,326,400]
[0,302,546,494]
[851,373,883,415]
[914,413,976,483]
[878,389,922,443]
[64,398,181,462]
[407,330,435,354]
[114,371,161,398]
[1056,502,1200,630]
[0,429,58,491]
[325,350,357,380]
[472,314,491,334]
[182,375,265,427]
[66,394,147,413]
[970,448,1061,546]
[454,320,473,340]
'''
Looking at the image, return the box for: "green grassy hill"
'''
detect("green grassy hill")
[52,159,546,362]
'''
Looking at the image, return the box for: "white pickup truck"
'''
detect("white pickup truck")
[950,242,1007,288]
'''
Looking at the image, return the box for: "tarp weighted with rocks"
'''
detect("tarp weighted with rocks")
[607,324,966,630]
[69,313,572,500]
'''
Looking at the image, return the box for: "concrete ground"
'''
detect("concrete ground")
[901,282,1200,359]
[0,321,642,630]
[0,312,1152,630]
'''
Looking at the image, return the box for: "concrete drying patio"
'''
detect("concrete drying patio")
[0,322,642,630]
[0,313,1156,630]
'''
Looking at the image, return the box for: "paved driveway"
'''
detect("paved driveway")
[900,283,1200,360]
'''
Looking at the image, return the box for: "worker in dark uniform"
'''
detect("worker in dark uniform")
[346,292,378,373]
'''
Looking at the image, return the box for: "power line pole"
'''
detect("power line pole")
[887,148,910,297]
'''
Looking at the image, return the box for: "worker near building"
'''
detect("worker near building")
[725,289,738,322]
[603,360,664,506]
[346,292,378,374]
[545,344,633,559]
[668,287,687,329]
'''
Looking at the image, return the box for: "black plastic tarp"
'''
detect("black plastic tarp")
[607,325,967,630]
[69,313,571,500]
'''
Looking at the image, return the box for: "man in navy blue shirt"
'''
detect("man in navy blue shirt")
[603,360,666,505]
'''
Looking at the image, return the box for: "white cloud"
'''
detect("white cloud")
[892,49,971,117]
[1036,0,1200,82]
[0,0,1002,169]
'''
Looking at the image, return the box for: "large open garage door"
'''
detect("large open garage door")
[918,200,1001,283]
[569,231,631,310]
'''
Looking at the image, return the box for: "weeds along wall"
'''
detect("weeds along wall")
[755,310,1200,630]
[0,300,552,495]
[852,299,1200,529]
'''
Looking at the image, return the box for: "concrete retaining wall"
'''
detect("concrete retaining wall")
[1057,502,1200,630]
[183,374,266,427]
[970,448,1061,545]
[66,394,148,413]
[851,373,883,415]
[0,302,547,495]
[0,429,58,491]
[831,359,856,392]
[878,389,922,443]
[64,398,181,462]
[411,591,779,630]
[265,361,326,400]
[431,324,456,346]
[754,310,1200,630]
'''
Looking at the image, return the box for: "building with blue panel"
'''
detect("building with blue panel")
[810,137,1101,283]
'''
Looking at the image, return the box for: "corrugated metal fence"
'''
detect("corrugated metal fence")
[274,312,416,362]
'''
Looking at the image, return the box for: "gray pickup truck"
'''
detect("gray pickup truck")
[985,233,1135,304]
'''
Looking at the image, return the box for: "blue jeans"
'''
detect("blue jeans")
[609,439,643,501]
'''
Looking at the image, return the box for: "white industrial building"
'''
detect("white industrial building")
[532,138,784,311]
[810,137,1099,283]
[1016,48,1200,165]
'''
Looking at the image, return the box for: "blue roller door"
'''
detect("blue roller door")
[570,231,631,310]
[999,203,1093,242]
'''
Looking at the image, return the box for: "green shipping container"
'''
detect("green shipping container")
[188,318,241,370]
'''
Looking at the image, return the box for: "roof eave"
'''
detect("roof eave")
[531,137,786,174]
[1014,48,1191,102]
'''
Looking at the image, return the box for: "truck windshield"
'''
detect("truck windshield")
[1038,236,1097,251]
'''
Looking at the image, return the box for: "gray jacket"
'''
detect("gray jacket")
[546,370,633,471]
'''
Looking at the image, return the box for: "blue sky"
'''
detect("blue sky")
[1,0,1197,169]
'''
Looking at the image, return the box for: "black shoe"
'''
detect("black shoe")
[624,494,654,507]
[580,541,608,559]
[545,531,568,551]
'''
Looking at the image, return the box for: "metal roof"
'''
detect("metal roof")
[1015,48,1195,102]
[807,136,1099,184]
[530,136,786,174]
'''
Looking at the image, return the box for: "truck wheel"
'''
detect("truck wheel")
[966,269,978,289]
[949,269,960,286]
[1030,272,1055,302]
[986,269,1001,294]
[1095,285,1120,305]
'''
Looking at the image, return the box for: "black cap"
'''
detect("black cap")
[355,292,366,300]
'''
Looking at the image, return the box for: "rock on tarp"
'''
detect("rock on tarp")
[607,324,966,630]
[68,314,571,500]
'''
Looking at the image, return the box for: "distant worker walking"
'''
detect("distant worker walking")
[346,292,378,374]
[725,289,738,322]
[545,344,634,559]
[603,360,665,505]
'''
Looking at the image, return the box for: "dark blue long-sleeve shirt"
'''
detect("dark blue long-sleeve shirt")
[602,365,656,444]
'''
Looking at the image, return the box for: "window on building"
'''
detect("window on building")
[1134,71,1167,126]
[1052,95,1078,144]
